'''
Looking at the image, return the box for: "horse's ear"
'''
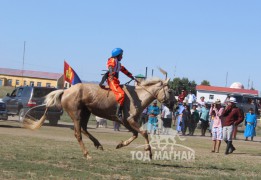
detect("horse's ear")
[164,78,170,85]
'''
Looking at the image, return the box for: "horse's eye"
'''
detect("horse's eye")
[168,90,172,93]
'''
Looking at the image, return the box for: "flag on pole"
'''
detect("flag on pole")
[64,61,82,85]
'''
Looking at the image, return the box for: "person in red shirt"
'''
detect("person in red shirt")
[221,97,244,155]
[178,89,187,103]
[106,48,134,120]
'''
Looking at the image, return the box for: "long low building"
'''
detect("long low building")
[196,83,260,114]
[0,67,64,89]
[196,84,259,104]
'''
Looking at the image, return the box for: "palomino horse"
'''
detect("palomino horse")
[23,78,175,159]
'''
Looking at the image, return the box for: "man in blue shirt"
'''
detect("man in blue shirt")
[147,100,160,134]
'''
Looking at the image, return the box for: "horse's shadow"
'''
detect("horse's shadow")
[142,162,236,171]
[0,124,21,128]
[42,123,96,129]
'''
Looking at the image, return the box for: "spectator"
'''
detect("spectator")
[223,94,230,106]
[209,100,224,153]
[244,108,257,141]
[187,90,196,109]
[181,105,191,136]
[197,96,206,115]
[176,101,185,133]
[101,118,107,128]
[257,99,261,111]
[178,89,187,103]
[157,113,163,134]
[209,99,221,136]
[221,97,244,155]
[233,98,254,140]
[198,96,206,106]
[96,116,100,128]
[147,100,160,134]
[114,121,120,131]
[209,113,214,137]
[95,116,107,128]
[161,105,173,134]
[139,106,149,127]
[199,102,209,136]
[189,104,200,136]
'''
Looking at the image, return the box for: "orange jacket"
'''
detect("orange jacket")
[107,58,133,79]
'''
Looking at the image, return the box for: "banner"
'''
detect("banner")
[64,61,82,85]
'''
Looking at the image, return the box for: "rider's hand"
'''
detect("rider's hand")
[132,76,140,85]
[99,84,105,88]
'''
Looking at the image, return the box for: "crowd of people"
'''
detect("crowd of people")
[137,90,258,155]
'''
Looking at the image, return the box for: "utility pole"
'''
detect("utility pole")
[145,67,148,79]
[151,69,154,77]
[22,41,26,86]
[247,76,250,89]
[173,66,176,78]
[225,72,228,87]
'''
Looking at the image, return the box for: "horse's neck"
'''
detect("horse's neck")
[137,85,159,109]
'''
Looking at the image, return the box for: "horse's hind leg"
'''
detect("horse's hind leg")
[116,121,138,149]
[81,130,104,150]
[80,109,103,150]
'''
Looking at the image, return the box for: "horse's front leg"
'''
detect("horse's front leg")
[116,121,138,149]
[127,118,152,159]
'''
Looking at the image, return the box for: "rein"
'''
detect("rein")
[134,79,168,104]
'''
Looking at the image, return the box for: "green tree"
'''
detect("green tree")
[201,80,210,86]
[170,77,197,96]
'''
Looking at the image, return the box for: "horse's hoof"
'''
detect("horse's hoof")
[116,144,123,149]
[86,155,92,160]
[116,141,124,149]
[144,145,151,151]
[98,145,104,151]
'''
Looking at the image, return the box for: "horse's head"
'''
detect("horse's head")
[156,78,176,110]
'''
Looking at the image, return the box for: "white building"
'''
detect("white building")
[196,83,259,104]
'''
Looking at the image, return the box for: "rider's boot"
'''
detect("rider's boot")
[116,104,123,121]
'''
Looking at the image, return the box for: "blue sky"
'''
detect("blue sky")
[0,1,260,92]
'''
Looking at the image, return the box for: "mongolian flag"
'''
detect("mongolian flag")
[64,61,82,85]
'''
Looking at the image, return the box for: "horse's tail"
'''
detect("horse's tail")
[45,89,64,108]
[23,90,64,130]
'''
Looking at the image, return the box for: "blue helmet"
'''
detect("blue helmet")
[111,48,123,57]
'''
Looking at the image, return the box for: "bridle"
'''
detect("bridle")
[136,81,169,104]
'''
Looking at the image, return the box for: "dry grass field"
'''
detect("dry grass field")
[0,118,261,180]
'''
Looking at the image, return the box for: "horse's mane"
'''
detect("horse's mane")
[139,77,163,86]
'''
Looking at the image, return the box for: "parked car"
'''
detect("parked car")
[229,94,258,114]
[0,99,8,120]
[255,97,261,116]
[2,86,63,125]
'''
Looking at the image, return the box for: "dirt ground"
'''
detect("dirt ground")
[0,116,261,143]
